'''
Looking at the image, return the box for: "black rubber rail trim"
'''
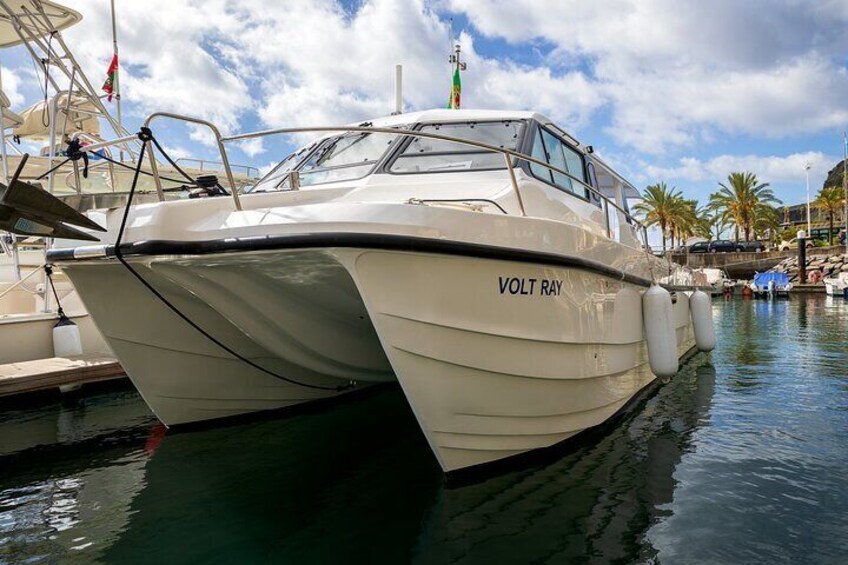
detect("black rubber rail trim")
[47,232,684,290]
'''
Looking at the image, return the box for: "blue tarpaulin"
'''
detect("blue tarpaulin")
[753,272,789,288]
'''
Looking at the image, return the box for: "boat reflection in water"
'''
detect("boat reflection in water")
[122,360,717,562]
[416,357,716,564]
[0,356,714,563]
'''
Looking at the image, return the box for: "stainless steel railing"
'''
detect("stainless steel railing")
[175,157,260,178]
[78,113,650,251]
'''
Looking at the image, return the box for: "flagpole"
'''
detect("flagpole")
[110,0,123,161]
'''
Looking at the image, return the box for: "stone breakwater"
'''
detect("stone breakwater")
[771,252,848,283]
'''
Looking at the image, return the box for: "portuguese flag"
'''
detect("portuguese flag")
[448,66,461,109]
[102,53,118,102]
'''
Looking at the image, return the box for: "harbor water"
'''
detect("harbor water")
[1,295,847,563]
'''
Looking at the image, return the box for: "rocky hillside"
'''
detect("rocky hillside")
[772,251,848,283]
[824,159,847,189]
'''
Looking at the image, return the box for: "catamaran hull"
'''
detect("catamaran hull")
[62,250,395,426]
[62,246,695,472]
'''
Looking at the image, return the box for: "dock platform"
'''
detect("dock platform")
[0,355,125,396]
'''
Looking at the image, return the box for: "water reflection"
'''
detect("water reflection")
[2,296,848,563]
[415,361,715,564]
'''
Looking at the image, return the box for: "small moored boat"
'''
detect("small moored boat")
[749,272,792,299]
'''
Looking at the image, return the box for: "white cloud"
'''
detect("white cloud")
[2,0,842,166]
[0,67,25,108]
[64,0,252,133]
[642,152,836,188]
[234,137,265,158]
[450,0,848,151]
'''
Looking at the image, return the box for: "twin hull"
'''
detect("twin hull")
[64,247,695,472]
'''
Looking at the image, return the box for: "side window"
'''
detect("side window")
[529,125,587,197]
[541,129,573,192]
[529,129,551,183]
[586,162,602,208]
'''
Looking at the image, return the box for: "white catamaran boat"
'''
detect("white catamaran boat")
[43,109,716,473]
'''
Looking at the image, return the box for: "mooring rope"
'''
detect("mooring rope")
[113,128,354,393]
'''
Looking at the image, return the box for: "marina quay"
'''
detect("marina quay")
[1,1,847,563]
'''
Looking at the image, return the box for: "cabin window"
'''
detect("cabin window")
[527,125,587,197]
[296,132,397,186]
[248,143,315,192]
[388,120,524,173]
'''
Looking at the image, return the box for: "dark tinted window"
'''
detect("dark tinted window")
[528,125,586,195]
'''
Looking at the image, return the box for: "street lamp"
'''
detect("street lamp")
[805,161,812,237]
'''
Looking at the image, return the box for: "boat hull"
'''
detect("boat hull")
[62,250,394,425]
[63,245,696,472]
[346,249,695,472]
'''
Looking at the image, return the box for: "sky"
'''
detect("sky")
[2,0,847,209]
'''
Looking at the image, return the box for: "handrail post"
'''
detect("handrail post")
[145,140,166,201]
[503,153,526,216]
[216,138,241,210]
[603,198,612,239]
[142,112,241,211]
[72,160,82,194]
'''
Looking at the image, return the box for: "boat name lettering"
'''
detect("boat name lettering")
[497,276,562,296]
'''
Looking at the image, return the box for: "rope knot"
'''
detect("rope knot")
[64,138,89,178]
[137,127,153,142]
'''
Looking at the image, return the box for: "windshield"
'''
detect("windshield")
[248,142,316,193]
[297,132,396,186]
[388,120,525,173]
[248,131,397,192]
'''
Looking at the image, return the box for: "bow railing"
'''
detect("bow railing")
[76,112,650,251]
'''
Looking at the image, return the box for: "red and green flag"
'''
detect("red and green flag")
[448,66,461,109]
[102,53,118,102]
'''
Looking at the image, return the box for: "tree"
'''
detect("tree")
[709,172,781,241]
[814,185,844,245]
[753,204,782,243]
[633,182,682,252]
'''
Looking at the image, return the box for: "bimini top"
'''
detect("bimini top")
[753,272,790,287]
[0,1,82,49]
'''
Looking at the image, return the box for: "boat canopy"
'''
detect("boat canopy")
[753,272,789,287]
[0,1,81,48]
[12,94,100,140]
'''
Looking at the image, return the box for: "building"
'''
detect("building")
[781,202,845,241]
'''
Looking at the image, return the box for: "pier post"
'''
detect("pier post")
[798,230,807,284]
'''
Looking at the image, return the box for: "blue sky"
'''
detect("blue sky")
[1,0,846,210]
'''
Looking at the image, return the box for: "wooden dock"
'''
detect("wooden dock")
[0,354,125,397]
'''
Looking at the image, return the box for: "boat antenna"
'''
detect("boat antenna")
[109,0,124,161]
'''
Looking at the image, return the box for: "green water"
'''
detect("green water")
[2,295,848,564]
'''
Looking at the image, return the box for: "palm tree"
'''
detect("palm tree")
[668,199,700,247]
[753,204,782,244]
[633,182,682,252]
[709,172,781,241]
[815,185,844,244]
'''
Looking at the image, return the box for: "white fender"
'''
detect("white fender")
[689,290,716,352]
[642,285,678,378]
[54,314,83,393]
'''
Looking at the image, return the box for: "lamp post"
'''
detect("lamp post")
[804,161,812,237]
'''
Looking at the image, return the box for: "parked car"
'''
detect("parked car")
[778,237,815,251]
[738,240,766,252]
[708,240,743,253]
[688,241,710,253]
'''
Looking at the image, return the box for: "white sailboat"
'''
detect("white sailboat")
[44,105,716,473]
